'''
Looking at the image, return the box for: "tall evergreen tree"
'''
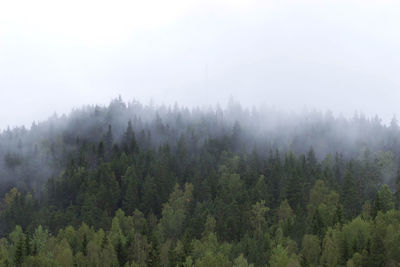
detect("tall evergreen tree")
[341,170,359,219]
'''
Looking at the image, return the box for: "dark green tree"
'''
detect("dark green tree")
[122,167,140,215]
[341,170,359,219]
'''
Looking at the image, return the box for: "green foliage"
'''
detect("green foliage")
[233,254,254,267]
[2,104,400,266]
[269,245,300,267]
[373,184,394,216]
[342,170,360,219]
[122,167,140,215]
[277,199,295,237]
[250,200,269,235]
[301,235,320,267]
[158,183,193,242]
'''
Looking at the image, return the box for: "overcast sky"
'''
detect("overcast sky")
[1,0,400,130]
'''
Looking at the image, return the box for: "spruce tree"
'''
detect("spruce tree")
[341,170,359,219]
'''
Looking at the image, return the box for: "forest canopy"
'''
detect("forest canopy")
[1,98,400,266]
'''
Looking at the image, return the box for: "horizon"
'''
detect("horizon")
[0,96,396,132]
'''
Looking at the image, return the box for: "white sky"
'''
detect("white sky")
[1,0,400,129]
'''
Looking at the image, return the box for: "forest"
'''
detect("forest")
[1,97,400,266]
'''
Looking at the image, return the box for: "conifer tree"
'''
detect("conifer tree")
[341,170,359,219]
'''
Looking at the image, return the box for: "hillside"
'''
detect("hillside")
[1,98,400,266]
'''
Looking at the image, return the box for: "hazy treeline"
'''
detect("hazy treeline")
[0,97,399,196]
[1,98,400,266]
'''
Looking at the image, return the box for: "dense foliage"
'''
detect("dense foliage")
[1,98,400,266]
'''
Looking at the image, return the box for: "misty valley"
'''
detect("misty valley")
[1,98,400,267]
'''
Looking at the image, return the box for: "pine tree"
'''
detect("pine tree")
[341,170,359,219]
[82,233,88,256]
[101,232,109,250]
[148,233,160,267]
[373,184,394,216]
[98,141,105,161]
[25,235,31,257]
[122,120,138,155]
[371,232,386,267]
[311,208,324,238]
[105,125,114,149]
[141,174,158,215]
[332,204,344,226]
[122,167,140,215]
[116,237,127,267]
[394,172,400,209]
[14,235,25,267]
[286,173,304,213]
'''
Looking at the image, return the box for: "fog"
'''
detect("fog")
[1,0,400,129]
